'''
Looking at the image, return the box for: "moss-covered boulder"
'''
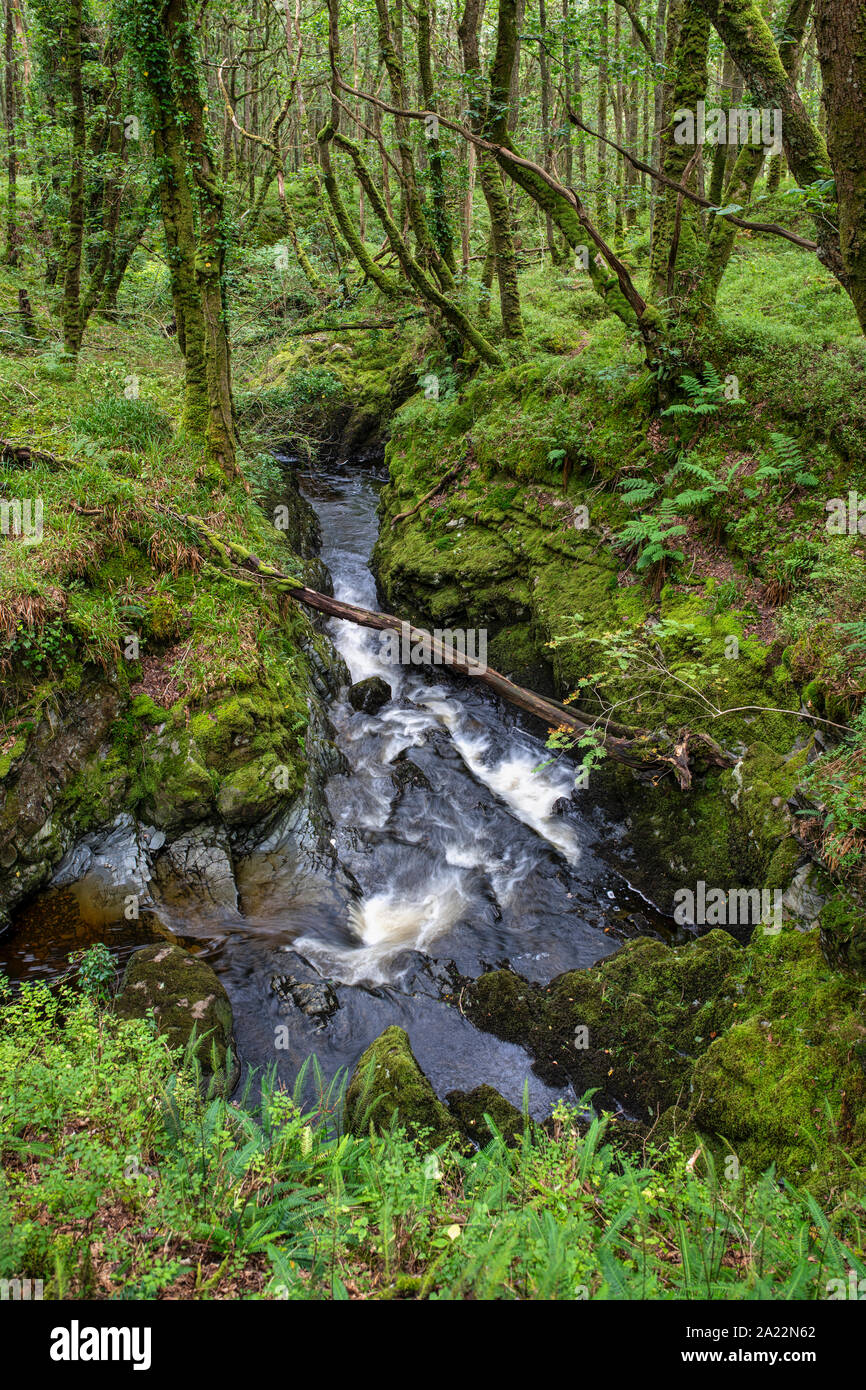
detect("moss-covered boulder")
[446,1084,528,1147]
[465,930,741,1119]
[344,1026,460,1145]
[688,928,866,1184]
[466,923,866,1188]
[115,944,239,1096]
[348,675,391,714]
[819,895,866,977]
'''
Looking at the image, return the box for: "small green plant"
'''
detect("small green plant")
[662,362,726,419]
[7,618,74,673]
[69,943,116,1003]
[660,454,735,514]
[744,432,820,496]
[612,513,687,592]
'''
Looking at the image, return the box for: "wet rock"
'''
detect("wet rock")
[783,861,828,931]
[154,825,238,912]
[270,969,339,1028]
[446,1084,528,1147]
[389,753,432,795]
[348,675,392,714]
[394,951,461,999]
[344,1025,460,1145]
[0,675,125,931]
[115,943,239,1096]
[50,813,152,922]
[551,797,571,816]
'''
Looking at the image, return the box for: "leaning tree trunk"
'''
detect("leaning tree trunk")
[692,0,848,307]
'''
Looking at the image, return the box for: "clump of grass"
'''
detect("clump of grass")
[73,395,173,450]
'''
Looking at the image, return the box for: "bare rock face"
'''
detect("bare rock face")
[115,943,239,1096]
[154,825,239,913]
[0,676,125,934]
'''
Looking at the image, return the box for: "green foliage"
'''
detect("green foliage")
[73,396,173,451]
[1,976,863,1300]
[662,362,726,420]
[68,943,116,1003]
[744,432,820,495]
[612,513,687,575]
[5,617,74,673]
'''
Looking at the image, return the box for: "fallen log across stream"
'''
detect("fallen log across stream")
[170,509,732,789]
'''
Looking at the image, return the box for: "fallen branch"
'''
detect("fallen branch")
[562,104,819,252]
[390,456,467,527]
[0,438,70,469]
[160,507,732,785]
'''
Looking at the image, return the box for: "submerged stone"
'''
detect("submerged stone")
[270,972,338,1027]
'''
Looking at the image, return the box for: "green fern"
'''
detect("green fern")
[619,476,660,506]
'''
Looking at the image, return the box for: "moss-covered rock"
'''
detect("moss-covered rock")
[344,1025,460,1146]
[689,927,866,1183]
[348,675,391,714]
[465,930,741,1119]
[819,894,866,977]
[446,1084,528,1147]
[466,923,866,1189]
[115,943,239,1096]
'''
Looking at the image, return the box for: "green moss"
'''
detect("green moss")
[446,1084,528,1147]
[690,929,866,1184]
[819,895,866,977]
[114,943,238,1096]
[467,924,866,1189]
[344,1025,460,1146]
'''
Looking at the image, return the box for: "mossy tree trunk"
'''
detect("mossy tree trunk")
[692,0,846,300]
[814,0,866,334]
[458,0,524,340]
[416,0,456,276]
[145,73,209,438]
[164,0,238,477]
[373,0,454,293]
[3,0,18,267]
[648,0,711,306]
[317,0,399,295]
[60,0,86,355]
[126,0,237,473]
[697,0,813,324]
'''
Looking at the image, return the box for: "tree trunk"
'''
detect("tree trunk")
[814,0,866,333]
[3,0,18,266]
[60,0,86,356]
[649,0,710,306]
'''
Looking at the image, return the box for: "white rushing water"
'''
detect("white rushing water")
[289,466,616,987]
